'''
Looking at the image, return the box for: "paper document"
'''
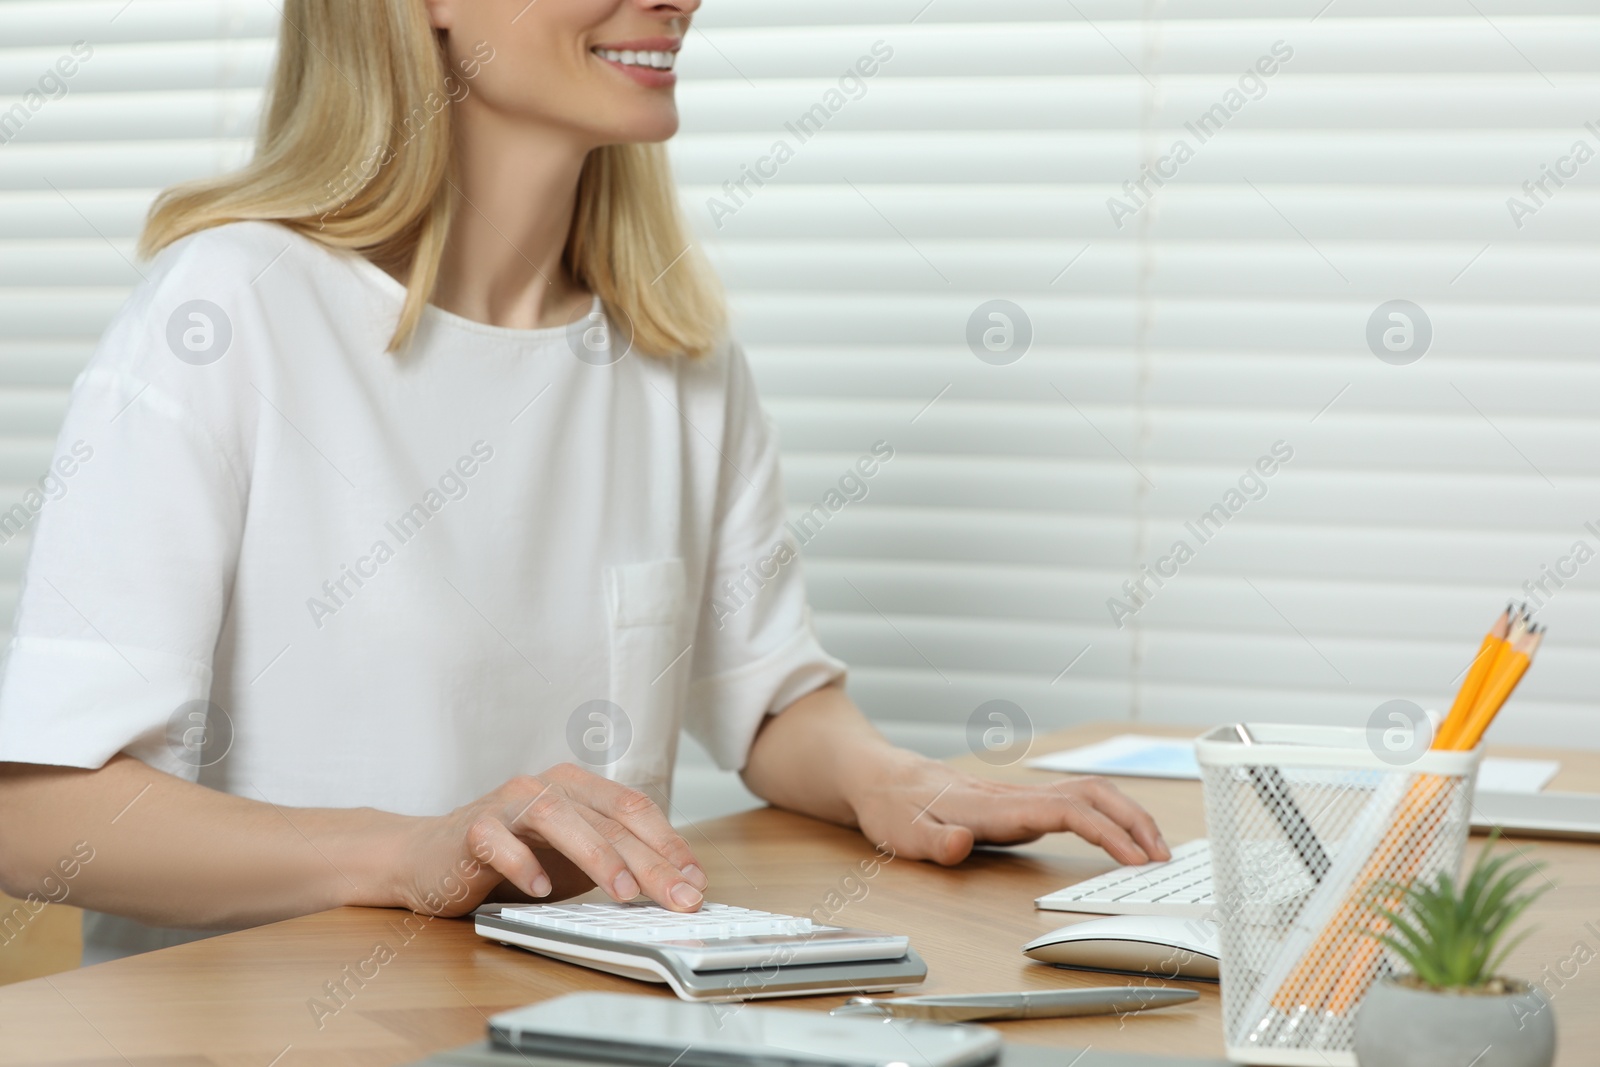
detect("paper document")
[1027,735,1200,779]
[1028,734,1558,793]
[1476,758,1559,793]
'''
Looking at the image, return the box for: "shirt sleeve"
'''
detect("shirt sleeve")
[683,342,846,771]
[0,349,246,781]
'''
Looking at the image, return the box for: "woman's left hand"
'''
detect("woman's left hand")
[844,750,1170,867]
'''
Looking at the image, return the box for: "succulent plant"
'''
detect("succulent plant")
[1367,832,1552,992]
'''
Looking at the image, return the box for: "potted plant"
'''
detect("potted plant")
[1354,833,1556,1067]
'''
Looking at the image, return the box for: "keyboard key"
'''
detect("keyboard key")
[1035,838,1320,920]
[1036,840,1217,918]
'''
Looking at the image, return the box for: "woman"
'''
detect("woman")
[0,0,1167,963]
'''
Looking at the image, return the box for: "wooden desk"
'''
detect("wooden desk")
[1,723,1596,1066]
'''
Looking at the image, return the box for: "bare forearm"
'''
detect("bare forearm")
[0,756,403,930]
[740,683,913,825]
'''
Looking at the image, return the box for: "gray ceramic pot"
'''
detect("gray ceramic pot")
[1354,978,1555,1067]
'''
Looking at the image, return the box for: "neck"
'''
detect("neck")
[429,102,594,330]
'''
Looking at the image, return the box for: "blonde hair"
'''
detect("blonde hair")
[138,0,724,358]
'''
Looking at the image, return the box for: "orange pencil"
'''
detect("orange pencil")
[1450,626,1539,751]
[1435,605,1512,749]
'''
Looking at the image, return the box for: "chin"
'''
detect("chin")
[597,109,680,146]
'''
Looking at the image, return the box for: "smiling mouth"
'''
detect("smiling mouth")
[591,47,678,72]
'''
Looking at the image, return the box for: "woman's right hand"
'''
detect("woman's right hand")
[393,763,708,918]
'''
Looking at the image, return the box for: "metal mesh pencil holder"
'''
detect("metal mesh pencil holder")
[1195,723,1481,1067]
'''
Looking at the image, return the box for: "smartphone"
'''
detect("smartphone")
[489,992,1002,1067]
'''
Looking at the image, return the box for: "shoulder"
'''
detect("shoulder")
[95,221,372,382]
[136,221,329,326]
[106,221,293,363]
[665,332,779,465]
[70,222,359,457]
[150,219,304,281]
[674,331,755,401]
[668,330,769,433]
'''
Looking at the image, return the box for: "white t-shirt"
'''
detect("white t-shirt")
[0,221,844,961]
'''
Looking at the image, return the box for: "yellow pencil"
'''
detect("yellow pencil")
[1434,604,1512,749]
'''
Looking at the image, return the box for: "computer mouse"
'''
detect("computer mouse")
[1022,915,1221,981]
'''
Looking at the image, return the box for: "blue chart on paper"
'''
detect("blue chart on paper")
[1094,743,1201,777]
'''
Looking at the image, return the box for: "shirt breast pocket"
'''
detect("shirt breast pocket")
[601,559,691,800]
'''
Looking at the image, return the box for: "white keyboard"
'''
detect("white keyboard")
[1037,839,1216,918]
[499,902,815,942]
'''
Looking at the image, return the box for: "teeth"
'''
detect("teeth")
[594,47,676,71]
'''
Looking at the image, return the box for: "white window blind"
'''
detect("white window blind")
[3,3,1599,818]
[681,0,1600,762]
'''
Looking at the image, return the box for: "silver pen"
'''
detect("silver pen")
[829,987,1198,1022]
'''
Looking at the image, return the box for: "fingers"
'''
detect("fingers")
[548,766,707,891]
[502,769,705,912]
[856,766,1171,871]
[466,817,552,899]
[1072,777,1170,862]
[913,776,1153,865]
[1056,791,1149,865]
[577,805,704,910]
[502,778,648,904]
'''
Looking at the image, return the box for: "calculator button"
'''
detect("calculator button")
[500,902,817,943]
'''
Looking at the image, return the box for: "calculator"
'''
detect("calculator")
[473,902,928,1002]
